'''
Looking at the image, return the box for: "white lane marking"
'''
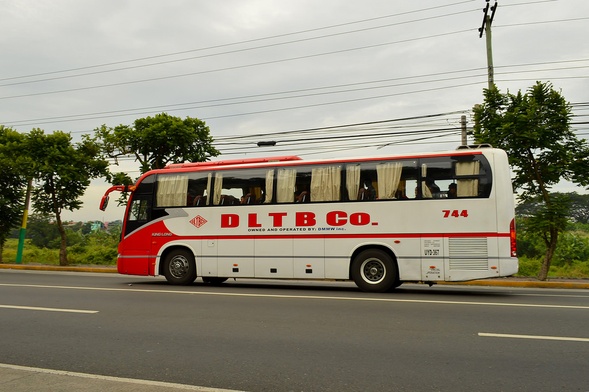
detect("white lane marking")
[0,305,97,314]
[0,363,242,391]
[517,293,589,299]
[479,332,589,342]
[1,283,589,309]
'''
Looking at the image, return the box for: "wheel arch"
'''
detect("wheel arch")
[349,244,399,281]
[157,244,197,277]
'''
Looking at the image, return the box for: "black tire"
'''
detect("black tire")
[163,249,196,285]
[351,249,397,292]
[202,277,228,285]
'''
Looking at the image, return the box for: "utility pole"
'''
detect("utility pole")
[479,0,498,89]
[15,179,32,264]
[461,115,468,146]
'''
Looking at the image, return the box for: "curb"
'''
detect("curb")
[2,264,588,289]
[0,264,117,274]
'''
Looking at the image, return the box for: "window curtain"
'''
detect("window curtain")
[156,175,188,206]
[346,165,361,201]
[264,169,274,203]
[376,162,403,199]
[276,168,296,203]
[456,161,480,197]
[311,166,341,202]
[213,172,223,205]
[421,164,432,198]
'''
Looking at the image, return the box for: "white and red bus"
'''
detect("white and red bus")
[100,145,517,292]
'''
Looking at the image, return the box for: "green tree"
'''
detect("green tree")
[0,126,27,262]
[567,192,589,225]
[27,129,110,265]
[95,112,220,175]
[517,192,589,225]
[27,212,60,249]
[473,82,589,280]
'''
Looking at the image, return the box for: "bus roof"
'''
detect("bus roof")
[144,146,500,178]
[165,155,302,169]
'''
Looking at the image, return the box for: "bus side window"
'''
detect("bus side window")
[420,158,452,199]
[455,160,481,197]
[277,168,296,203]
[294,167,312,203]
[345,163,378,201]
[309,165,341,202]
[187,172,210,206]
[211,168,270,206]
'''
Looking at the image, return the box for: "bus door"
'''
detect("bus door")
[119,192,154,276]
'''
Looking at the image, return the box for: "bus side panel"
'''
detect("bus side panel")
[255,238,293,278]
[395,240,422,282]
[218,238,255,277]
[294,237,324,279]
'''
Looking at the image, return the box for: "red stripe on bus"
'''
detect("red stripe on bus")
[154,232,511,241]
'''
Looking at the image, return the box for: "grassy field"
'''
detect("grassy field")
[1,238,117,266]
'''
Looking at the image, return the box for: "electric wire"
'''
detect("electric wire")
[0,0,477,83]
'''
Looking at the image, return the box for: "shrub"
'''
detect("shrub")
[515,256,541,277]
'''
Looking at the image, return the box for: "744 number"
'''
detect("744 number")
[443,209,468,218]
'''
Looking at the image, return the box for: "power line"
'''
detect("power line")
[0,1,477,83]
[0,13,478,89]
[0,29,475,102]
[214,112,465,141]
[5,56,586,127]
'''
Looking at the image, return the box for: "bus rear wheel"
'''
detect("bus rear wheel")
[351,249,397,292]
[163,249,196,285]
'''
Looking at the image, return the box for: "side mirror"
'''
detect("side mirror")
[99,195,109,211]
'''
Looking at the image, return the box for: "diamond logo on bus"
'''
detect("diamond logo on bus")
[190,215,207,228]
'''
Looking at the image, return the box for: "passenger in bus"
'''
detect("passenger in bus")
[395,190,408,199]
[425,178,440,198]
[448,183,457,198]
[220,195,239,205]
[358,180,376,200]
[296,190,309,203]
[241,193,253,204]
[193,195,206,206]
[295,184,310,203]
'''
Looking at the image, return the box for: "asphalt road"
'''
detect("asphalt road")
[1,270,588,392]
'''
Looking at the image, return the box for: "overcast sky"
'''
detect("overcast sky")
[2,0,588,221]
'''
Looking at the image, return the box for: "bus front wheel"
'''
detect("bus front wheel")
[163,249,196,285]
[351,249,397,292]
